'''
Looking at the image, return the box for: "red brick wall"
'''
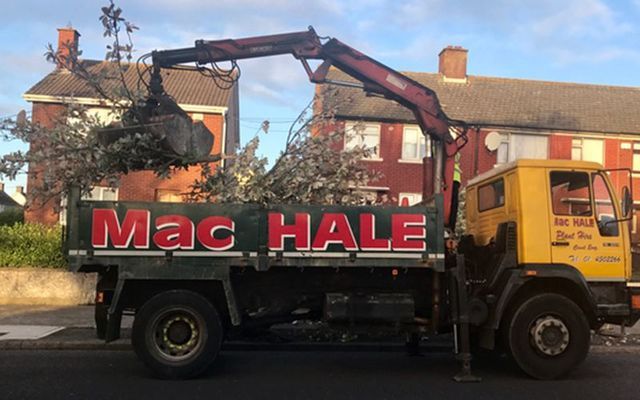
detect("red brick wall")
[118,113,224,202]
[456,128,497,185]
[25,103,225,224]
[325,121,505,203]
[549,134,572,159]
[25,102,66,225]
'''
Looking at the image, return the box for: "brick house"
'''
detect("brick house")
[318,46,640,242]
[23,28,239,225]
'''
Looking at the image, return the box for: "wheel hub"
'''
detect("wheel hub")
[530,315,570,356]
[152,312,202,360]
[167,319,192,345]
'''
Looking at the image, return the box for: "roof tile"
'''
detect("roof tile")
[322,69,640,134]
[25,60,234,108]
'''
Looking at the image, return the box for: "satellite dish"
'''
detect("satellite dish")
[485,131,501,152]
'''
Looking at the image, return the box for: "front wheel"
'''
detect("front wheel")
[507,293,590,380]
[132,290,223,379]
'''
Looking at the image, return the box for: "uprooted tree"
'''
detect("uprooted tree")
[0,1,383,210]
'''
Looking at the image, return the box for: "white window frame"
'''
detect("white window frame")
[633,143,640,175]
[83,186,119,201]
[400,125,430,163]
[572,137,604,166]
[155,188,184,203]
[398,192,422,206]
[496,132,548,165]
[66,107,120,136]
[59,186,119,225]
[344,121,382,161]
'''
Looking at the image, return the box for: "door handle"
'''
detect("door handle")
[552,241,570,247]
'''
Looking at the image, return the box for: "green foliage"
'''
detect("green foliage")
[0,208,24,226]
[0,223,66,268]
[190,131,382,206]
[455,188,466,237]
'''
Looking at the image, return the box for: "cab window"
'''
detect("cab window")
[592,173,619,237]
[478,179,505,212]
[550,171,591,216]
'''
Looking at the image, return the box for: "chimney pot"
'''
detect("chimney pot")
[438,46,468,81]
[57,27,81,70]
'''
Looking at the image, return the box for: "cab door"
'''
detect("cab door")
[549,170,626,281]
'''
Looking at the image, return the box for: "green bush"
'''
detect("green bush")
[0,223,66,268]
[0,208,24,226]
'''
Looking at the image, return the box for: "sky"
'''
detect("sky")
[1,0,640,193]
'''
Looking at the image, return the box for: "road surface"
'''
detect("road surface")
[1,349,638,400]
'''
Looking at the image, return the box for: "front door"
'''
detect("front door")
[549,170,626,281]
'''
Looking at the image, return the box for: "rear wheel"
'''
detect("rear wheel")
[507,293,590,380]
[132,290,223,379]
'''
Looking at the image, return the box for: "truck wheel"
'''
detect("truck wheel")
[132,290,223,379]
[507,293,589,380]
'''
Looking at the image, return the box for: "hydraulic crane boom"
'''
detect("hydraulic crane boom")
[146,27,466,226]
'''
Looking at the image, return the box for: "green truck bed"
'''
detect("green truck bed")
[65,190,445,273]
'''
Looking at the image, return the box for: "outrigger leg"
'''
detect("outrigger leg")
[452,254,481,383]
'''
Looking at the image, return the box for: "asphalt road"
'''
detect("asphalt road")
[1,349,638,400]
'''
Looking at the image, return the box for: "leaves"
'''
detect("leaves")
[1,1,383,211]
[189,117,383,206]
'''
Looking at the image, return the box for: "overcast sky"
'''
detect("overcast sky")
[1,0,640,192]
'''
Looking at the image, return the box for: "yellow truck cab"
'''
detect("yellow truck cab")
[461,159,640,378]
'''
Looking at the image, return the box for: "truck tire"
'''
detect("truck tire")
[132,290,223,379]
[507,293,590,380]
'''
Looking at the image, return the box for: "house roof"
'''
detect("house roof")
[0,191,21,208]
[321,69,640,135]
[25,60,234,109]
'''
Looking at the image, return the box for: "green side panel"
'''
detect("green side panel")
[66,195,445,273]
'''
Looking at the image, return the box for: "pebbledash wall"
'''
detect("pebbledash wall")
[23,27,239,226]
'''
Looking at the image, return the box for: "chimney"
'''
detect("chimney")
[57,27,80,69]
[15,186,24,195]
[438,46,468,82]
[0,182,4,192]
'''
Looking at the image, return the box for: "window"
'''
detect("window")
[83,186,118,201]
[592,173,618,236]
[496,133,548,164]
[155,189,183,202]
[399,193,422,206]
[59,186,118,225]
[401,125,430,160]
[66,107,119,135]
[344,122,381,159]
[478,179,505,212]
[549,171,591,216]
[633,143,640,172]
[572,138,604,165]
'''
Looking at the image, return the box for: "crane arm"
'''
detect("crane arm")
[147,27,464,226]
[151,27,451,141]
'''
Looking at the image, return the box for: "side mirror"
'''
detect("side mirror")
[621,186,632,219]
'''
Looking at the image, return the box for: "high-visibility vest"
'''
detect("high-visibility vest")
[453,153,462,183]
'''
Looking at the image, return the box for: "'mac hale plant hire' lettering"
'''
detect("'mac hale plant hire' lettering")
[91,209,427,252]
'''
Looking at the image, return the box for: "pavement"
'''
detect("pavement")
[1,304,640,351]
